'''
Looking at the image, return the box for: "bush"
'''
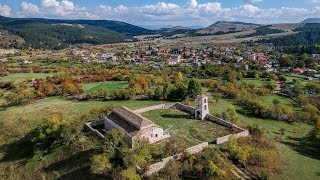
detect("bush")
[110,89,134,100]
[120,168,141,180]
[90,153,113,176]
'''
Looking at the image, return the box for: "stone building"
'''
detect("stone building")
[195,94,209,120]
[104,106,170,148]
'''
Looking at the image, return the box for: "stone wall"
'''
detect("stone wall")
[206,114,237,129]
[173,103,195,114]
[143,142,208,177]
[205,114,249,144]
[84,121,105,139]
[133,104,174,114]
[216,130,250,144]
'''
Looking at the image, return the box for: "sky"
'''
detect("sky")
[1,0,320,28]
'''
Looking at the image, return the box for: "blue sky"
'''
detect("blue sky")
[0,0,320,27]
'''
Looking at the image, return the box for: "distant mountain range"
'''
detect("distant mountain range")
[301,18,320,23]
[1,15,320,50]
[0,15,154,49]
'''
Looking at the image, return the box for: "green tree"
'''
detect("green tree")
[187,78,202,99]
[154,86,164,100]
[223,105,240,125]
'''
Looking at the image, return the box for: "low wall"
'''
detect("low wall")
[216,130,250,144]
[143,142,208,177]
[206,114,237,129]
[133,104,165,114]
[205,114,249,144]
[84,121,105,139]
[173,103,195,114]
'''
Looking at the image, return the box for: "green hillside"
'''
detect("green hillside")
[0,16,155,50]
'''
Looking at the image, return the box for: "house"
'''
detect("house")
[257,55,269,61]
[104,107,170,148]
[293,68,304,74]
[234,56,244,63]
[170,55,182,62]
[168,59,177,66]
[248,54,256,61]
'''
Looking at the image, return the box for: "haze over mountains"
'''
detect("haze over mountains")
[0,15,320,50]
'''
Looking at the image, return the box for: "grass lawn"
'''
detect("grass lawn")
[205,96,319,180]
[0,97,165,144]
[142,109,230,146]
[81,81,128,93]
[0,73,53,83]
[285,73,320,85]
[0,94,319,179]
[262,94,294,106]
[239,78,268,87]
[0,97,169,178]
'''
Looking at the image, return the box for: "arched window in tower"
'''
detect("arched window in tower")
[204,105,207,110]
[204,98,207,103]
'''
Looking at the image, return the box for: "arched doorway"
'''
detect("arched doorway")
[196,111,201,119]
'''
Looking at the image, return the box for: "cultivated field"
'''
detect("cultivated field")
[0,73,53,83]
[81,81,129,93]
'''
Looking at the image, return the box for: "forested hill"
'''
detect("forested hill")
[0,16,154,50]
[259,23,320,47]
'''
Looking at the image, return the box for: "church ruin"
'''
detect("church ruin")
[103,106,170,148]
[85,94,249,149]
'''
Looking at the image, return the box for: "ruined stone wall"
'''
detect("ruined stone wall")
[206,114,236,128]
[173,103,195,114]
[143,142,208,177]
[133,104,174,114]
[216,130,250,144]
[205,114,249,144]
[84,121,105,139]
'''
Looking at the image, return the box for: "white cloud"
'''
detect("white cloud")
[245,0,263,3]
[0,4,11,17]
[13,0,320,27]
[42,0,60,7]
[17,0,98,19]
[17,2,40,17]
[185,0,198,8]
[311,0,320,4]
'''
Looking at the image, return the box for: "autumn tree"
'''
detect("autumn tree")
[175,71,184,83]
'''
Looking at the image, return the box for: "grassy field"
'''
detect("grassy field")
[143,109,230,146]
[81,81,129,93]
[0,73,53,83]
[285,73,320,85]
[239,78,268,87]
[0,97,170,178]
[204,96,319,180]
[0,90,319,179]
[262,94,294,106]
[0,97,165,144]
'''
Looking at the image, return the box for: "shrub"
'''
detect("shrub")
[90,153,113,176]
[120,168,141,180]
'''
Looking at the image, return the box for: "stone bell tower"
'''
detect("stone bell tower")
[195,94,209,120]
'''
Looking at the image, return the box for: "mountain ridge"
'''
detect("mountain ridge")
[301,18,320,23]
[0,15,154,36]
